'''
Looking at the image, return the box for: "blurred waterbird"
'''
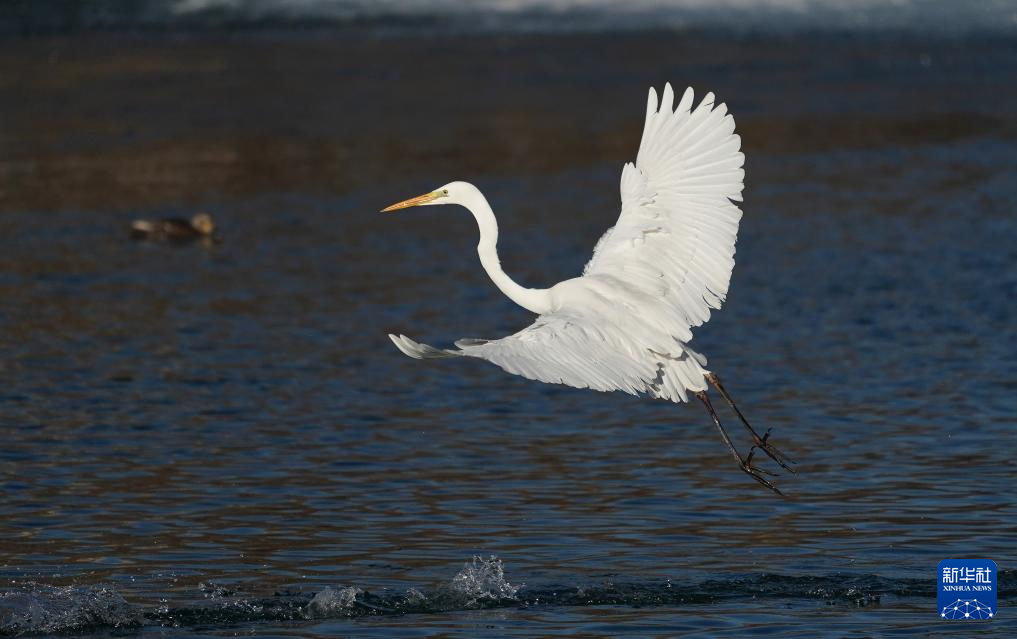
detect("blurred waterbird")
[130,212,219,242]
[382,84,796,494]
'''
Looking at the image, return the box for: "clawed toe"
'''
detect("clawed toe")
[752,429,798,475]
[741,463,784,496]
[697,379,800,496]
[744,450,778,476]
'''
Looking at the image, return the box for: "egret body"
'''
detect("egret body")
[382,84,795,493]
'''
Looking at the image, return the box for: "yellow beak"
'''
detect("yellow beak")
[380,190,441,212]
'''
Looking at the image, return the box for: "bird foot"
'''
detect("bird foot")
[740,460,784,496]
[696,389,795,497]
[750,428,798,475]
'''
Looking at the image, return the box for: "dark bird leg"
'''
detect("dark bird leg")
[705,372,797,474]
[695,391,783,496]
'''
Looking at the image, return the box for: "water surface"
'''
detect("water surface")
[1,22,1016,638]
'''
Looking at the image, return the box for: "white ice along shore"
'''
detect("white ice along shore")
[166,0,1017,35]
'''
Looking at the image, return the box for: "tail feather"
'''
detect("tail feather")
[388,334,461,359]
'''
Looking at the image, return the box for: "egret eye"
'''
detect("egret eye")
[442,189,449,196]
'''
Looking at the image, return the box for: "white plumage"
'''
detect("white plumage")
[382,84,792,493]
[389,84,742,403]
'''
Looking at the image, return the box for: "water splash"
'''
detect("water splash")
[3,567,1014,635]
[0,584,142,636]
[304,586,363,618]
[299,555,520,619]
[198,581,237,600]
[445,555,521,606]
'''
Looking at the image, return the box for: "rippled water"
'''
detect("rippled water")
[1,25,1016,637]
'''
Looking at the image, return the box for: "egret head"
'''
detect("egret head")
[380,181,477,212]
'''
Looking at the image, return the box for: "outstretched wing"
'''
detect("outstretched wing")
[582,84,744,338]
[389,304,710,402]
[390,310,657,396]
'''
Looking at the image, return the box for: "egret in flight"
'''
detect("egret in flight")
[382,84,796,494]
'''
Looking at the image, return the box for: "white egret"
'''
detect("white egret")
[382,84,795,494]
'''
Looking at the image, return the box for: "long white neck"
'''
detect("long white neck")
[458,186,553,315]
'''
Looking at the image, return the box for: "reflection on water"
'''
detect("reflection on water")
[1,27,1016,638]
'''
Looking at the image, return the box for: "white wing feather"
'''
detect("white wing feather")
[391,314,653,395]
[583,84,744,332]
[391,85,743,403]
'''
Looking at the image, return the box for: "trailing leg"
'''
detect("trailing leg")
[705,372,797,474]
[695,391,783,496]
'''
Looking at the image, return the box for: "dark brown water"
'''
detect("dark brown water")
[1,23,1016,638]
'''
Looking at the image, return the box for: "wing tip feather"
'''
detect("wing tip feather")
[389,333,460,359]
[661,83,675,114]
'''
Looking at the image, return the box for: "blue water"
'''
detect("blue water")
[1,22,1016,638]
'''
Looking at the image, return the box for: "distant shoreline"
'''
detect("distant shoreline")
[3,0,1017,38]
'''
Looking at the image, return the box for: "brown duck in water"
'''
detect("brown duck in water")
[130,213,221,243]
